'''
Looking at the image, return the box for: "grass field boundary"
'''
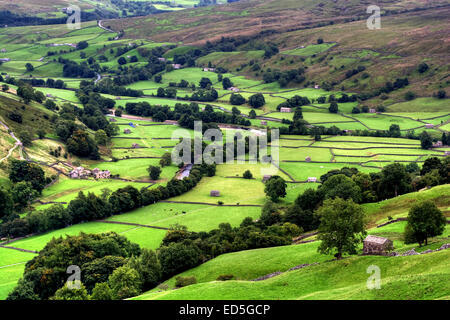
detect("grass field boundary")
[0,245,38,254]
[159,200,262,207]
[95,220,170,230]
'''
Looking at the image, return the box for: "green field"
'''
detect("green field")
[282,43,337,56]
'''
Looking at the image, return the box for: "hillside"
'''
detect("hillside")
[106,0,450,107]
[131,184,450,299]
[134,249,450,300]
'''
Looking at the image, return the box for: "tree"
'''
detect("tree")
[328,101,338,113]
[8,159,46,193]
[249,109,256,119]
[320,174,362,203]
[7,232,140,300]
[248,93,265,108]
[118,57,127,65]
[11,182,38,212]
[417,62,429,73]
[158,241,202,277]
[351,107,360,114]
[317,38,324,44]
[405,200,446,246]
[90,282,114,300]
[147,165,162,180]
[317,197,366,260]
[52,283,89,300]
[283,204,319,232]
[0,188,13,219]
[434,90,446,99]
[222,77,233,90]
[25,63,34,72]
[82,255,127,292]
[243,170,253,179]
[76,41,89,50]
[95,129,109,146]
[18,130,33,147]
[230,93,246,105]
[199,77,212,89]
[380,163,411,198]
[108,266,142,300]
[293,107,303,121]
[420,157,441,175]
[419,131,432,149]
[160,152,172,167]
[388,124,401,138]
[264,176,287,202]
[2,84,9,92]
[405,162,420,174]
[404,91,416,101]
[6,279,39,300]
[126,249,162,290]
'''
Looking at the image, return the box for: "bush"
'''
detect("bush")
[243,170,253,179]
[216,274,234,281]
[175,276,197,288]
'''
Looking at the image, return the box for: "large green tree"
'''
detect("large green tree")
[317,198,366,260]
[404,200,446,246]
[380,163,411,198]
[319,174,362,203]
[108,266,142,300]
[264,176,287,202]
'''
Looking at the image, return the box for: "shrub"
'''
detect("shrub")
[243,170,253,179]
[175,276,197,288]
[216,274,234,281]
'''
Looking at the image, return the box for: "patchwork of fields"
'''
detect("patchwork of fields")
[0,19,448,301]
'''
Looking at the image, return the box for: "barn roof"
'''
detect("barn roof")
[364,235,391,245]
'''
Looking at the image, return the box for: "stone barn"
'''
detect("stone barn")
[305,156,311,162]
[260,120,267,125]
[280,107,292,113]
[363,235,394,255]
[262,175,272,182]
[210,190,220,197]
[124,128,131,134]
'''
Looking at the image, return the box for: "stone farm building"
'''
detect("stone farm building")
[69,167,111,179]
[425,123,434,129]
[261,120,267,125]
[305,156,311,162]
[363,235,394,255]
[124,128,131,134]
[228,87,240,92]
[280,107,292,113]
[262,175,272,182]
[307,177,317,182]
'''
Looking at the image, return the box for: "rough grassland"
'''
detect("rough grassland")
[135,249,449,300]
